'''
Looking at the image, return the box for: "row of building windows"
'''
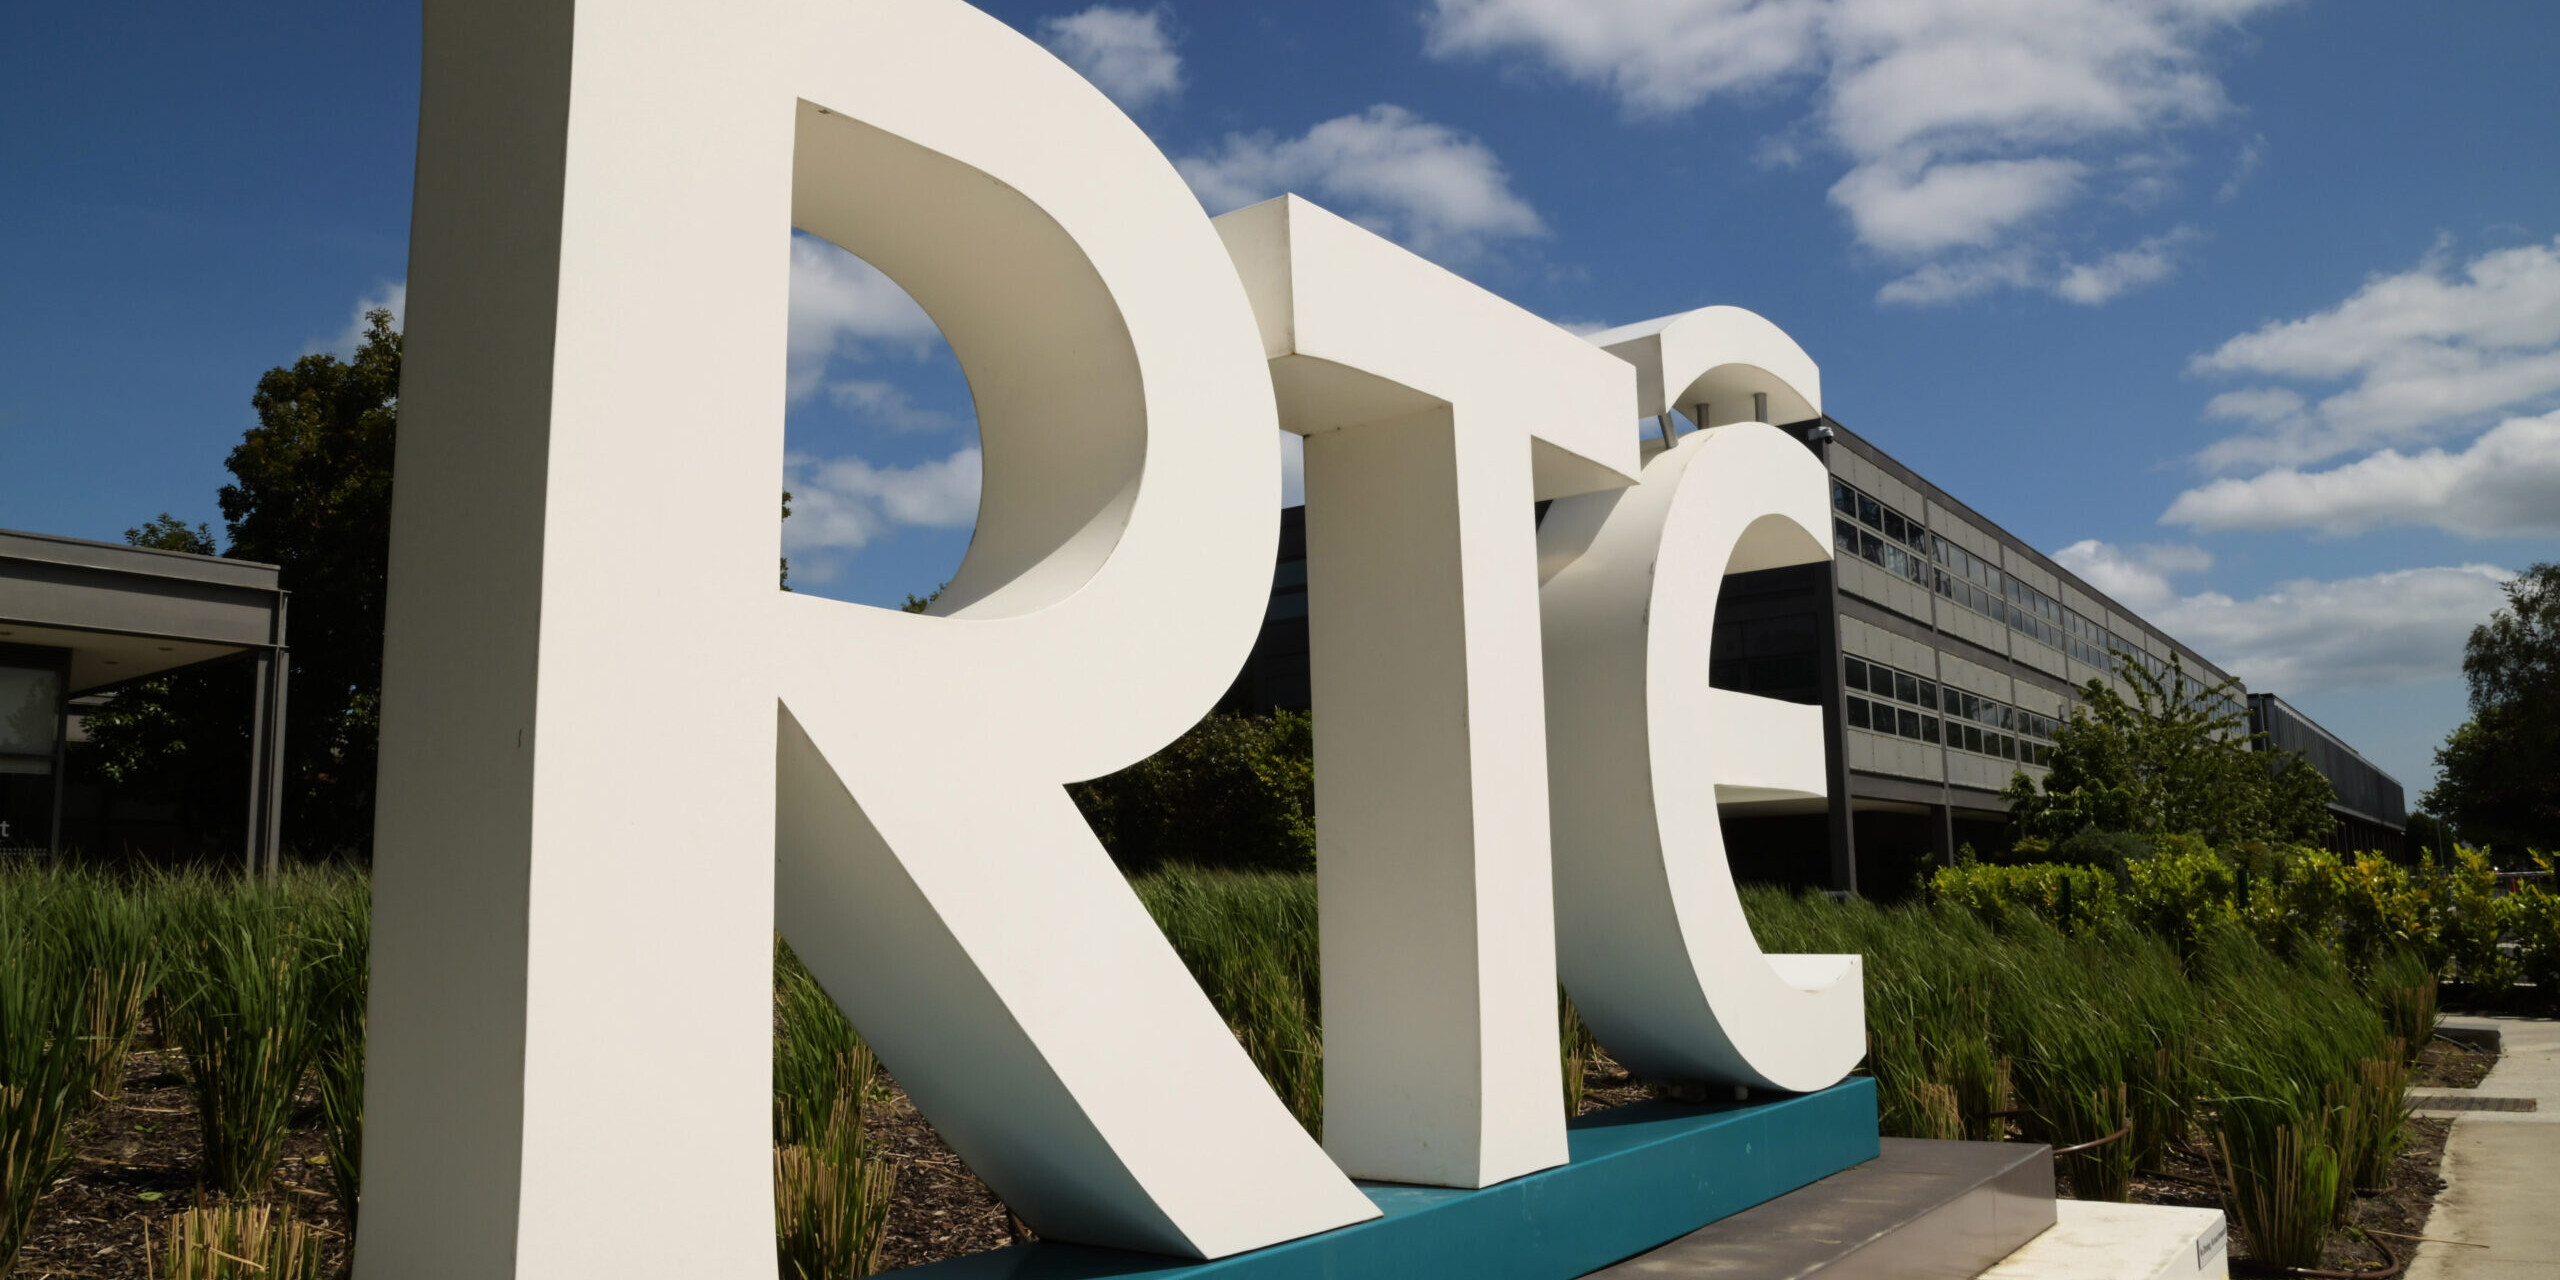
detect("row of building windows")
[1844,656,2056,767]
[1829,477,2244,726]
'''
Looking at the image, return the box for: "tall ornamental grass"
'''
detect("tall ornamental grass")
[2189,926,2395,1267]
[152,873,326,1199]
[773,941,894,1280]
[0,889,86,1278]
[147,1201,325,1280]
[302,873,370,1229]
[1131,868,1325,1136]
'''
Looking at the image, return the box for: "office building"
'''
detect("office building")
[1223,415,2407,893]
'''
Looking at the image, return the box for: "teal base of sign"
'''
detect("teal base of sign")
[892,1077,1880,1280]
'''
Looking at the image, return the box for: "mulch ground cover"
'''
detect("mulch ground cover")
[17,1041,349,1279]
[2113,1113,2452,1275]
[2414,1036,2497,1089]
[17,1040,2481,1278]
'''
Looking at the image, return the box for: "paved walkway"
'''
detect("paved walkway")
[2406,1016,2560,1280]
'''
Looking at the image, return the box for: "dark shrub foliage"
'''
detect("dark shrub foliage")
[1074,711,1315,873]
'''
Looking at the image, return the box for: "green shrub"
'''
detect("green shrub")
[2436,847,2514,991]
[2051,828,2151,873]
[1074,711,1317,873]
[2511,869,2560,1004]
[1927,862,2120,936]
[2122,837,2234,958]
[2327,852,2438,975]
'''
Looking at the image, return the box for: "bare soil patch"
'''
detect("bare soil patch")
[2414,1037,2497,1089]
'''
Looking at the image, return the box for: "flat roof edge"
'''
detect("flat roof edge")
[0,527,282,590]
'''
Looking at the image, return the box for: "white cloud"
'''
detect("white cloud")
[2215,135,2262,202]
[1828,156,2084,257]
[2053,541,2513,695]
[2201,385,2304,426]
[314,281,406,356]
[1039,6,1183,110]
[2190,236,2560,470]
[2050,539,2214,613]
[1424,0,2283,303]
[2162,407,2560,538]
[1874,248,2039,306]
[784,446,982,559]
[823,378,965,433]
[2055,228,2198,305]
[787,234,941,403]
[1178,105,1546,263]
[1424,0,1828,115]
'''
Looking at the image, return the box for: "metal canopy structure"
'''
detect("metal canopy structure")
[0,528,289,873]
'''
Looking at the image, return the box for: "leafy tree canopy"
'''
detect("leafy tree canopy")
[2002,653,2336,857]
[2423,562,2560,859]
[84,312,400,858]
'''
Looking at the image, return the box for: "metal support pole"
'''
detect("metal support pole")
[48,691,67,860]
[1806,424,1858,896]
[243,596,290,880]
[246,651,273,878]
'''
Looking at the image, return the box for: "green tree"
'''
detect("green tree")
[2423,563,2560,860]
[2003,653,2336,854]
[1071,710,1315,873]
[85,314,400,858]
[218,310,402,855]
[79,519,256,855]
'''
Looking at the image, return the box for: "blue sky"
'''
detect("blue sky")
[5,1,2556,793]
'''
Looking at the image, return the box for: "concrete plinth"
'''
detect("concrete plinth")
[1978,1202,2227,1280]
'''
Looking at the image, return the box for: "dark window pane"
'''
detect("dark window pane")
[1918,679,1938,710]
[1883,511,1906,542]
[1965,725,1984,753]
[1898,708,1921,739]
[1835,518,1859,555]
[1922,715,1940,744]
[2000,735,2017,760]
[1834,479,1856,514]
[1845,696,1870,730]
[1858,494,1882,527]
[1844,658,1868,692]
[1894,672,1919,704]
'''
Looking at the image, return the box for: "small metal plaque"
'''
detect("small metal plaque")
[2198,1216,2228,1269]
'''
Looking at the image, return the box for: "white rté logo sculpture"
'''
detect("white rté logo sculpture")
[362,1,1863,1276]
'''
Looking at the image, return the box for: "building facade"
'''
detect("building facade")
[0,528,290,870]
[2247,693,2408,859]
[1220,415,2407,894]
